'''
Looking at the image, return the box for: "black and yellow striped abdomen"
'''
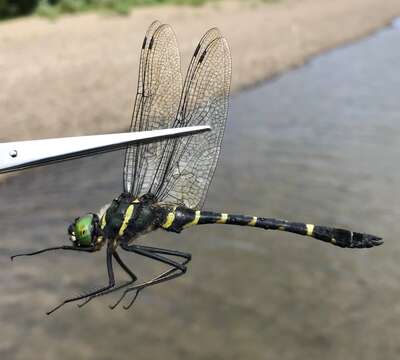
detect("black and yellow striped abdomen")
[160,207,382,249]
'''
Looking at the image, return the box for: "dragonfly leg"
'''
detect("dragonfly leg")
[109,265,182,310]
[77,251,138,307]
[131,245,192,264]
[46,243,115,315]
[124,266,185,310]
[11,245,96,261]
[110,244,191,310]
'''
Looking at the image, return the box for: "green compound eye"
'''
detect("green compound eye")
[74,214,95,247]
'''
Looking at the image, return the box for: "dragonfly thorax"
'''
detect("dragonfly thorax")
[100,193,160,242]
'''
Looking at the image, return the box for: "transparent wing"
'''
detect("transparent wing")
[123,21,183,194]
[150,29,232,209]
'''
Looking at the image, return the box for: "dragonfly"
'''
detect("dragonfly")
[11,21,383,315]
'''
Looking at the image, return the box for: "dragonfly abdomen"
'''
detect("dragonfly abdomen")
[160,207,382,248]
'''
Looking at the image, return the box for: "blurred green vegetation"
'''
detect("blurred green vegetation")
[0,0,207,19]
[0,0,280,20]
[0,0,39,18]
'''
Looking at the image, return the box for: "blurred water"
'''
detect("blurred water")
[1,25,400,360]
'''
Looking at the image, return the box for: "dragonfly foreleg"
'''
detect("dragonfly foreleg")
[77,251,138,308]
[110,244,191,310]
[11,245,96,261]
[46,243,115,315]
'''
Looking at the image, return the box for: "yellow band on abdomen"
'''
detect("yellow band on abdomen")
[248,217,257,226]
[183,210,201,229]
[162,212,175,229]
[306,224,314,236]
[217,213,228,224]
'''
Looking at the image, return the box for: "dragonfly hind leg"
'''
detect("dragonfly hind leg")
[110,244,191,310]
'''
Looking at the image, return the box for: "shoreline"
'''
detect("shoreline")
[1,0,400,144]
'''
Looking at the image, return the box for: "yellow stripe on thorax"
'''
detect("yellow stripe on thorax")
[306,224,315,236]
[100,214,107,230]
[183,210,201,229]
[216,213,228,224]
[119,204,135,236]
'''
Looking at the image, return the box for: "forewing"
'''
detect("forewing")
[123,22,183,195]
[153,30,232,209]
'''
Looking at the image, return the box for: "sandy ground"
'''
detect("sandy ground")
[1,0,400,143]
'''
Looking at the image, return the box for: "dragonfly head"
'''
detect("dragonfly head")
[68,213,101,248]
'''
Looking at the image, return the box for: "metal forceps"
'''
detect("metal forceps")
[0,126,210,174]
